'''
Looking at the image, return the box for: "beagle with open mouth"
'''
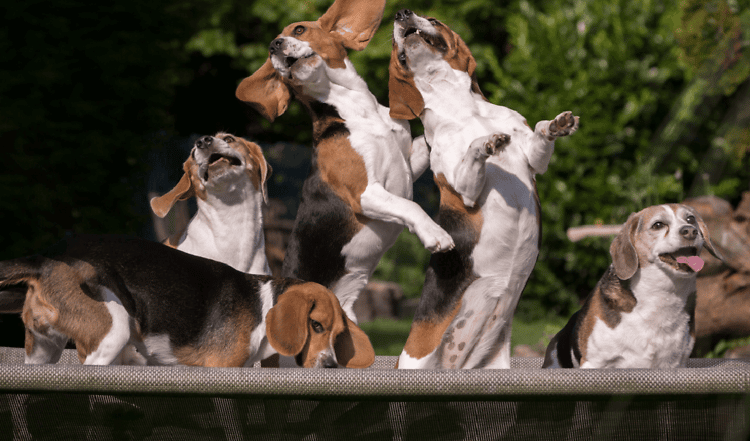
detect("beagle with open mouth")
[389,11,579,369]
[0,234,374,368]
[235,0,454,322]
[543,204,720,369]
[150,133,272,275]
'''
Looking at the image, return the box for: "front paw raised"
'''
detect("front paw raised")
[547,111,579,138]
[415,221,455,253]
[484,133,511,155]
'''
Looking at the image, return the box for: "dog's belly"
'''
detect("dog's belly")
[472,163,540,281]
[347,116,414,198]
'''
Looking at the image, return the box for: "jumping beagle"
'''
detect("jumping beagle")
[235,0,454,322]
[0,234,374,368]
[543,204,720,369]
[150,133,272,275]
[389,10,579,369]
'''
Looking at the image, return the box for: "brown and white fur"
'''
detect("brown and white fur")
[0,234,374,368]
[235,0,453,322]
[543,204,720,369]
[389,10,579,369]
[150,133,272,275]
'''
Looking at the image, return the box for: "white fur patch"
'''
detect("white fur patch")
[583,264,695,369]
[143,334,180,365]
[245,280,276,366]
[83,288,132,365]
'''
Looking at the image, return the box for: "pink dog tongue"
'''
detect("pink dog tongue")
[676,256,704,272]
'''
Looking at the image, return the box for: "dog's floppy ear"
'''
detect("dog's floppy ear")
[334,315,375,368]
[266,291,311,357]
[444,28,485,99]
[150,162,195,218]
[610,213,642,280]
[692,209,724,261]
[318,0,385,51]
[388,50,425,120]
[258,159,272,205]
[241,140,273,205]
[236,59,292,122]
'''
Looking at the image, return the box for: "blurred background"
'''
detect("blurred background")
[1,0,749,357]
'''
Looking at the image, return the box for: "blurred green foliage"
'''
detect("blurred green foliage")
[2,0,749,325]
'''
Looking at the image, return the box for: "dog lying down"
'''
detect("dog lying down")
[543,204,721,369]
[0,234,374,369]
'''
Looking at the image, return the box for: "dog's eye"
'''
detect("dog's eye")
[311,320,324,334]
[686,215,696,224]
[428,18,439,25]
[398,52,407,66]
[223,136,235,143]
[294,25,305,35]
[651,221,666,230]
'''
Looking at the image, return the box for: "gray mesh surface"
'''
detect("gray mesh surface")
[1,347,749,440]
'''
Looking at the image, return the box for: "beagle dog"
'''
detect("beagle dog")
[543,204,720,369]
[150,133,272,275]
[0,234,374,368]
[235,0,454,322]
[389,11,579,369]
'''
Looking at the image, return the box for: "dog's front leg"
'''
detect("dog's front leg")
[360,183,454,252]
[527,111,579,174]
[409,136,430,180]
[453,133,511,207]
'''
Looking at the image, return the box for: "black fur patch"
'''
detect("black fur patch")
[41,234,266,348]
[281,101,358,289]
[281,166,356,288]
[412,207,479,322]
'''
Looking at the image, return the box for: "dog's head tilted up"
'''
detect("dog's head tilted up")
[235,0,386,121]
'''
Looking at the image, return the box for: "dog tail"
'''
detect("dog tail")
[0,256,43,313]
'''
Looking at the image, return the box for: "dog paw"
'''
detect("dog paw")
[547,111,579,138]
[484,133,511,155]
[417,222,455,253]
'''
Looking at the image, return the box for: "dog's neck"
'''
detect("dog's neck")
[180,178,270,275]
[298,59,385,133]
[413,62,489,134]
[628,265,696,321]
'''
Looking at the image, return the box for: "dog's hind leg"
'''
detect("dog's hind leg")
[24,328,68,364]
[81,288,132,365]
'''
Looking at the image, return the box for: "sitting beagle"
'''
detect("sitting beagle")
[389,10,579,369]
[0,234,374,368]
[150,133,272,275]
[235,0,454,322]
[543,204,720,369]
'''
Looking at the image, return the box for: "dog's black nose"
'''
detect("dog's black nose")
[269,38,283,55]
[322,359,338,369]
[680,225,698,240]
[195,136,213,149]
[395,9,413,21]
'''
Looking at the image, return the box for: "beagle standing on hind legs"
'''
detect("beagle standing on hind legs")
[235,0,454,321]
[543,205,721,369]
[389,10,579,369]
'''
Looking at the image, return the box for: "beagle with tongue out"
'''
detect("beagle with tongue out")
[543,204,721,369]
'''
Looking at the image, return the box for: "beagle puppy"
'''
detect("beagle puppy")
[235,0,454,322]
[150,133,272,275]
[389,11,579,369]
[543,204,720,369]
[0,234,374,368]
